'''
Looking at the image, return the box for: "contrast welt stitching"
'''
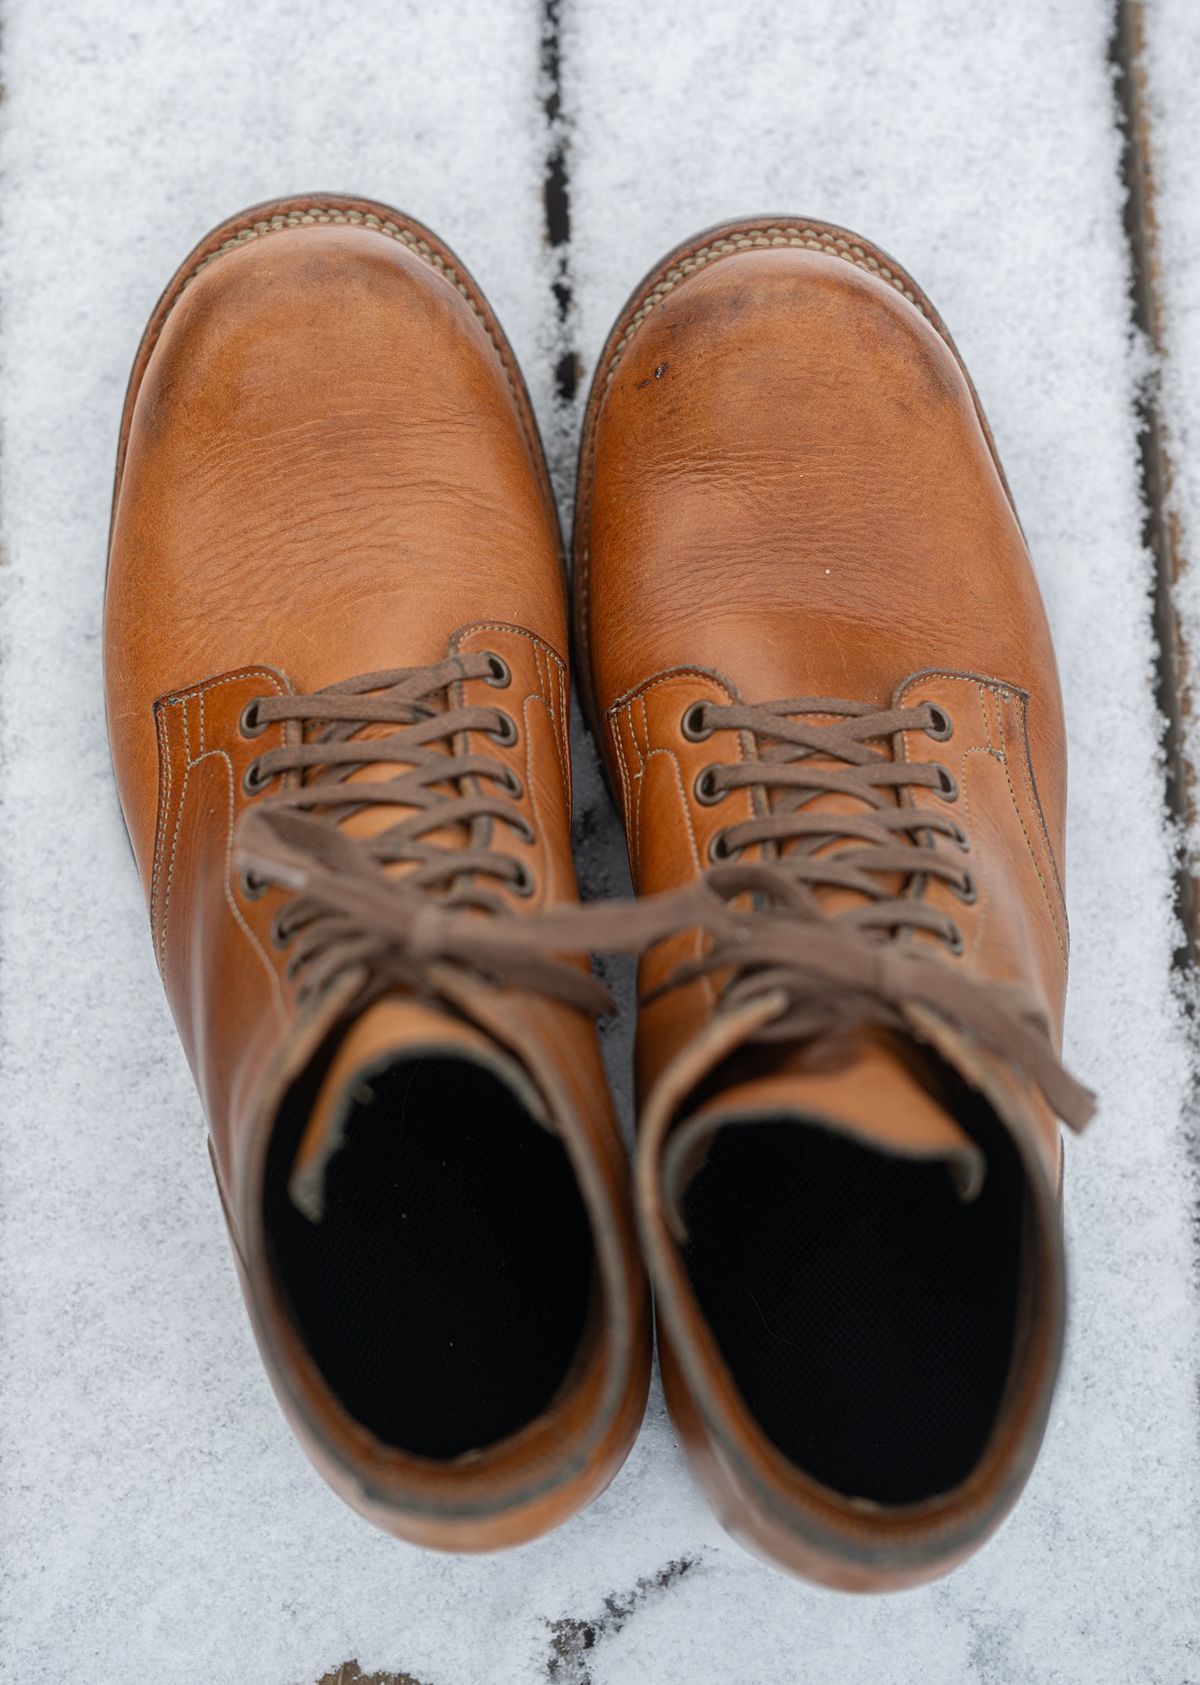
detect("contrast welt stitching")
[179,207,523,416]
[603,227,928,385]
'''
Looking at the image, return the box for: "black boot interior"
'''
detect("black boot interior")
[681,1105,1024,1505]
[264,1054,595,1458]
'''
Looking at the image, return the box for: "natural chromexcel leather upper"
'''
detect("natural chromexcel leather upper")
[574,218,1080,1590]
[105,197,649,1550]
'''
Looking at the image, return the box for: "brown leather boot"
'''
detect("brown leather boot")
[105,195,649,1550]
[574,216,1093,1589]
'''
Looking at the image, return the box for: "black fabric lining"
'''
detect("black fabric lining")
[264,1054,595,1459]
[681,1114,1023,1505]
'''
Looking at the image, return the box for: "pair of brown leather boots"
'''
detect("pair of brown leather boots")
[105,195,1092,1591]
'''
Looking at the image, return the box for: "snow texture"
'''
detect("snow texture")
[1144,0,1200,867]
[0,1,1196,1682]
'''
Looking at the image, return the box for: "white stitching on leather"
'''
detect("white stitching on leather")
[211,747,288,1018]
[159,755,192,972]
[150,702,173,937]
[604,664,738,720]
[153,668,285,967]
[180,206,522,413]
[615,707,640,869]
[993,702,1069,971]
[641,747,704,875]
[462,623,570,796]
[604,226,927,385]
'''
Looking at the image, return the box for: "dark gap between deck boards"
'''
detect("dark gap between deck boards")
[541,0,579,412]
[1110,0,1197,966]
[1110,4,1200,1271]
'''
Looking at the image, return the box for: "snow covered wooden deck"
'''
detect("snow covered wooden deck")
[0,2,1196,1680]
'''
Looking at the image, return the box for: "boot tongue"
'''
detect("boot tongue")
[662,1030,986,1233]
[289,996,550,1221]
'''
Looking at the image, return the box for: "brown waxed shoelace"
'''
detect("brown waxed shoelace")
[233,666,1095,1132]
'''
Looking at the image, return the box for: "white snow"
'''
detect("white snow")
[0,1,1196,1681]
[1143,0,1200,867]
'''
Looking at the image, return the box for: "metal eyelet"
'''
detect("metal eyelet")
[921,702,954,742]
[484,653,512,688]
[238,870,267,902]
[239,699,269,739]
[945,925,965,956]
[954,871,978,905]
[694,766,725,806]
[510,860,536,898]
[932,764,959,802]
[242,758,272,797]
[511,815,536,845]
[681,701,712,742]
[269,910,291,949]
[708,829,733,863]
[948,822,970,852]
[489,712,519,747]
[497,766,524,800]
